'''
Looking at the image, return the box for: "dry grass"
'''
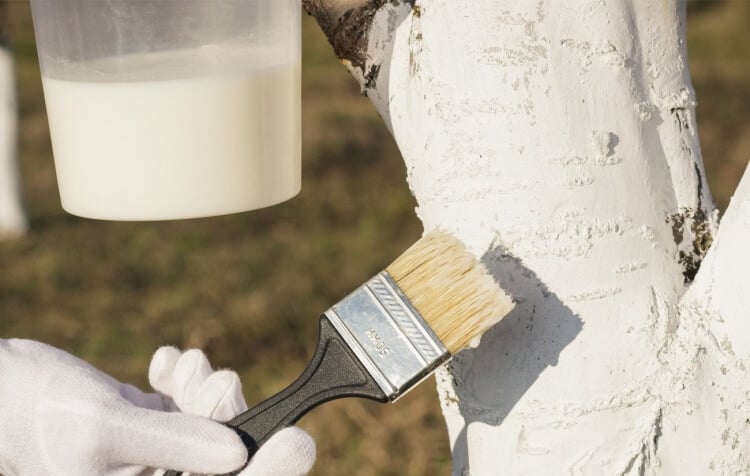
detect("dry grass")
[688,1,750,210]
[0,2,747,475]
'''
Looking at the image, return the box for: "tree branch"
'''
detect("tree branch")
[303,0,376,68]
[670,161,750,472]
[302,0,412,70]
[683,161,750,356]
[302,0,413,128]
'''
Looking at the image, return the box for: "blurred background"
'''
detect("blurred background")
[0,1,747,475]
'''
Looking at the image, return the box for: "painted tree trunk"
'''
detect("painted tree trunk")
[303,0,749,474]
[0,22,26,238]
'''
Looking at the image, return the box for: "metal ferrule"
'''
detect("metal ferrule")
[324,271,450,401]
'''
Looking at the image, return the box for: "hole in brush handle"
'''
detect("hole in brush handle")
[164,315,388,476]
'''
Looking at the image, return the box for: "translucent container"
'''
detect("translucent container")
[30,0,300,220]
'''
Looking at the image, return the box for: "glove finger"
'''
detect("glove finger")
[106,405,248,474]
[171,349,214,411]
[120,382,172,411]
[238,427,316,476]
[149,346,182,396]
[192,370,249,422]
[38,367,247,475]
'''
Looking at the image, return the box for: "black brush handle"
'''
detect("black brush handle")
[164,315,388,476]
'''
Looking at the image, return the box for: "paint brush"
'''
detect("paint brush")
[165,231,514,476]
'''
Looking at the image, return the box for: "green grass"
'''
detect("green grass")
[1,2,748,475]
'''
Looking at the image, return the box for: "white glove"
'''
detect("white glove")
[0,339,315,476]
[148,346,316,476]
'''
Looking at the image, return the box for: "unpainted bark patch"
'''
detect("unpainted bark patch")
[303,0,414,82]
[667,207,713,282]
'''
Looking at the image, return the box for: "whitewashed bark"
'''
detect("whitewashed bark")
[670,167,750,475]
[307,0,744,473]
[0,43,26,238]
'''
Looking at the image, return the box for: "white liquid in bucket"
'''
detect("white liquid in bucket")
[41,47,300,220]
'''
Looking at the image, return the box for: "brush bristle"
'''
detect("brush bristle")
[386,231,514,354]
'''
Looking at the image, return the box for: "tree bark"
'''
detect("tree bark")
[303,0,749,474]
[670,166,750,474]
[0,5,26,238]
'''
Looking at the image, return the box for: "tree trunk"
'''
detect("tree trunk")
[0,6,26,238]
[303,0,749,473]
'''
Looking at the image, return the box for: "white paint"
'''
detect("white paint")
[670,167,750,474]
[334,0,750,473]
[0,46,27,237]
[42,47,300,220]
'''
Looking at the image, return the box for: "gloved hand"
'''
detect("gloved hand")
[148,346,316,476]
[0,339,315,476]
